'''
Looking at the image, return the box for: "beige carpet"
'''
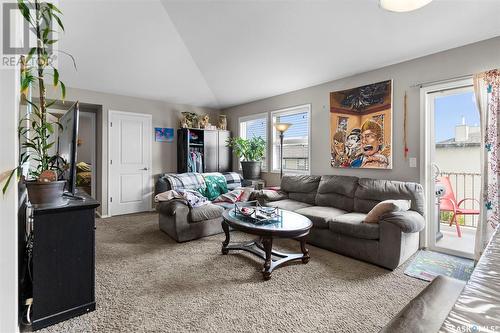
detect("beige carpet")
[39,212,427,332]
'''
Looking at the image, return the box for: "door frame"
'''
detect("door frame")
[107,110,153,217]
[79,111,97,198]
[420,77,474,258]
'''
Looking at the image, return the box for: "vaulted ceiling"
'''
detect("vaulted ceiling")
[58,0,500,109]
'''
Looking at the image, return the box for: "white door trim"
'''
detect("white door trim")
[420,77,474,258]
[79,111,97,198]
[107,110,153,217]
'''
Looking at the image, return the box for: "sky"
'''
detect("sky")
[434,91,479,143]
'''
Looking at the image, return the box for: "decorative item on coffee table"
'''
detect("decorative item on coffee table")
[221,206,312,280]
[233,201,279,224]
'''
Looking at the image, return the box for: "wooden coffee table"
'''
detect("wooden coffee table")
[221,208,313,280]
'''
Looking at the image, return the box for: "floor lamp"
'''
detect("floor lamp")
[274,123,292,179]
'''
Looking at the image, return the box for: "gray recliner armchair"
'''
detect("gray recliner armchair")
[155,172,242,242]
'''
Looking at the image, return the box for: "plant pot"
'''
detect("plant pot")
[241,161,261,180]
[25,180,66,205]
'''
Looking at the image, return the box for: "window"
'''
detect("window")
[238,113,268,170]
[271,104,311,174]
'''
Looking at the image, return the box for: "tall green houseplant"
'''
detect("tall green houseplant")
[226,136,266,180]
[2,0,75,204]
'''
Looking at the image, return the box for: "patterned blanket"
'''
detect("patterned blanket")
[162,173,206,191]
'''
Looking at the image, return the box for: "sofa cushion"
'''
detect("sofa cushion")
[295,206,347,229]
[354,178,424,215]
[189,203,224,223]
[329,213,380,240]
[315,175,358,211]
[280,175,321,204]
[265,199,312,212]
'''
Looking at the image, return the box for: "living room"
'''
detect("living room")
[1,0,499,332]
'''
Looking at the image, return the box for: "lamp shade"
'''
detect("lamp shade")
[379,0,432,12]
[274,123,292,133]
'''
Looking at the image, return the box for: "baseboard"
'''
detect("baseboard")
[31,302,95,331]
[96,211,109,218]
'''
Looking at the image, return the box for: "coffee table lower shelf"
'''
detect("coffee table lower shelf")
[221,221,310,280]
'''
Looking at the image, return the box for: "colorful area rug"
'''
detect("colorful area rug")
[404,250,474,282]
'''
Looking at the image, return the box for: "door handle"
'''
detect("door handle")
[140,167,148,171]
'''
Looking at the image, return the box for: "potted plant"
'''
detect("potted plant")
[226,136,266,180]
[2,0,74,205]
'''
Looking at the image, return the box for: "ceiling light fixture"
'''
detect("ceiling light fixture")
[379,0,433,12]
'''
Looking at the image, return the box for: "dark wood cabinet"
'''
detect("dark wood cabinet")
[30,195,100,330]
[177,128,232,173]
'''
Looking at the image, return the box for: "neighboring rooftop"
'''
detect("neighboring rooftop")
[436,123,480,148]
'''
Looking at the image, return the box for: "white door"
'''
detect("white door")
[109,111,152,216]
[421,78,476,259]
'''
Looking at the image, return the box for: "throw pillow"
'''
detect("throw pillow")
[213,189,244,203]
[200,174,229,201]
[364,200,411,223]
[237,187,254,202]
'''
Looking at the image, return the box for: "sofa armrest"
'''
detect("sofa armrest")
[255,189,288,202]
[380,210,425,233]
[157,199,190,216]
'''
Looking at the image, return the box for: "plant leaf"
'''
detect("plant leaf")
[46,2,62,14]
[52,14,65,32]
[53,68,59,86]
[46,122,54,134]
[43,142,54,150]
[26,47,37,63]
[58,50,77,71]
[46,100,56,108]
[17,1,32,25]
[60,81,66,100]
[2,168,17,195]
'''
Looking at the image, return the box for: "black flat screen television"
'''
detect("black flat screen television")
[57,102,79,196]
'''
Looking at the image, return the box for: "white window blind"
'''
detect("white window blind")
[272,105,311,174]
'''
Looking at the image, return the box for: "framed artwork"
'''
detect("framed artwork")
[155,127,174,142]
[329,79,393,169]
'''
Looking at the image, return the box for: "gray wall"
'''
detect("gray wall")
[224,37,500,186]
[46,87,219,216]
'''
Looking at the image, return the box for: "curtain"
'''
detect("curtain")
[473,69,500,259]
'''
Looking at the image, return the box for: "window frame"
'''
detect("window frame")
[270,104,312,175]
[238,112,269,172]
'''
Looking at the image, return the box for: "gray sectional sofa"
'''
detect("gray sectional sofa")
[257,175,425,270]
[155,173,425,270]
